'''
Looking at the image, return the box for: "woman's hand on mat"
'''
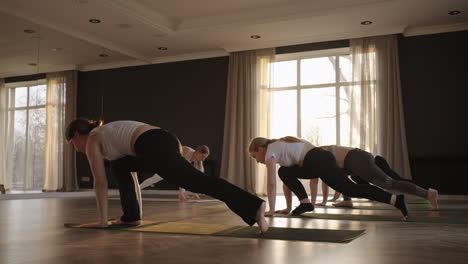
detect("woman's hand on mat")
[188,194,201,200]
[274,208,291,214]
[178,193,189,201]
[81,222,108,228]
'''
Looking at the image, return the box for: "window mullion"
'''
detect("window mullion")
[23,86,31,190]
[297,59,301,138]
[336,55,341,146]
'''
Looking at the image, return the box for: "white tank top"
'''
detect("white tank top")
[265,140,316,167]
[90,120,146,160]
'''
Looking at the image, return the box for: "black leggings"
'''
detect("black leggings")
[279,148,392,204]
[112,129,264,225]
[109,156,147,222]
[342,155,418,201]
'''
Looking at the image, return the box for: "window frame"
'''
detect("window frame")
[5,79,47,190]
[270,48,352,145]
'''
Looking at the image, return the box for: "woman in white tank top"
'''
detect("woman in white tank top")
[249,136,411,220]
[66,118,269,233]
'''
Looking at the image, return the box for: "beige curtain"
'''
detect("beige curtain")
[220,48,274,193]
[255,50,274,195]
[0,78,12,190]
[348,35,411,179]
[43,71,78,191]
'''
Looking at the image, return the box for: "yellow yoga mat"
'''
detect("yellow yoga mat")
[130,222,241,235]
[64,220,158,229]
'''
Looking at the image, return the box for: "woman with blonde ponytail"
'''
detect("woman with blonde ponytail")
[249,136,410,220]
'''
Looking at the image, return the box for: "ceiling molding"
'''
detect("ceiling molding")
[97,0,178,33]
[223,25,407,52]
[0,64,77,79]
[151,50,229,64]
[403,22,468,37]
[78,59,146,72]
[178,0,391,30]
[0,4,152,62]
[79,50,229,72]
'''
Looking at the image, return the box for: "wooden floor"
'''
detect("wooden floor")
[1,192,468,264]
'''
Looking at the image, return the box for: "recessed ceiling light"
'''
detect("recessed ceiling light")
[361,21,372,25]
[448,10,461,15]
[24,29,36,34]
[51,48,63,52]
[157,47,168,50]
[250,35,261,39]
[98,53,109,57]
[28,63,37,66]
[89,19,101,23]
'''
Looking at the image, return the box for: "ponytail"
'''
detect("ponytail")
[65,118,103,140]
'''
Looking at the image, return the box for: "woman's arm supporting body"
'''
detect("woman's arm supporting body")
[264,157,277,216]
[85,132,108,227]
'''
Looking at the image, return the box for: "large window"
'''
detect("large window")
[269,48,353,146]
[6,80,47,190]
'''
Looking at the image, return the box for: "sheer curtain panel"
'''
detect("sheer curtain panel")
[220,49,274,193]
[0,79,12,190]
[349,35,411,179]
[43,71,78,191]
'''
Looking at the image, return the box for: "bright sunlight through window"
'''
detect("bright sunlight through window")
[269,49,352,146]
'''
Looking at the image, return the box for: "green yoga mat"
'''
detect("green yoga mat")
[64,221,365,243]
[270,213,468,224]
[316,204,466,211]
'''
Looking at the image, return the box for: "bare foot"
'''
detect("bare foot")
[315,202,327,206]
[256,202,269,234]
[332,200,354,208]
[274,208,291,214]
[428,188,439,210]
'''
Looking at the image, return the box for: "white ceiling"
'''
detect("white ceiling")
[1,0,467,78]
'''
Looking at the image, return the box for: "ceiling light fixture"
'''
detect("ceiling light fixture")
[24,29,36,34]
[89,19,101,23]
[448,10,461,15]
[361,21,372,25]
[250,35,261,39]
[157,47,168,50]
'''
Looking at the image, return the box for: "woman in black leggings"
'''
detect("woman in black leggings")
[319,145,438,210]
[249,137,409,220]
[66,118,268,233]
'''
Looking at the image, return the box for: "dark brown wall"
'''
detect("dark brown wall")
[76,56,229,188]
[398,30,468,194]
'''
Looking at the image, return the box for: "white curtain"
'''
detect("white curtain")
[255,50,274,195]
[43,71,78,191]
[0,78,12,190]
[220,48,274,193]
[348,35,412,179]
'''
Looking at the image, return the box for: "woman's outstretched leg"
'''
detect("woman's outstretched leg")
[347,150,438,210]
[135,129,268,232]
[303,148,409,219]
